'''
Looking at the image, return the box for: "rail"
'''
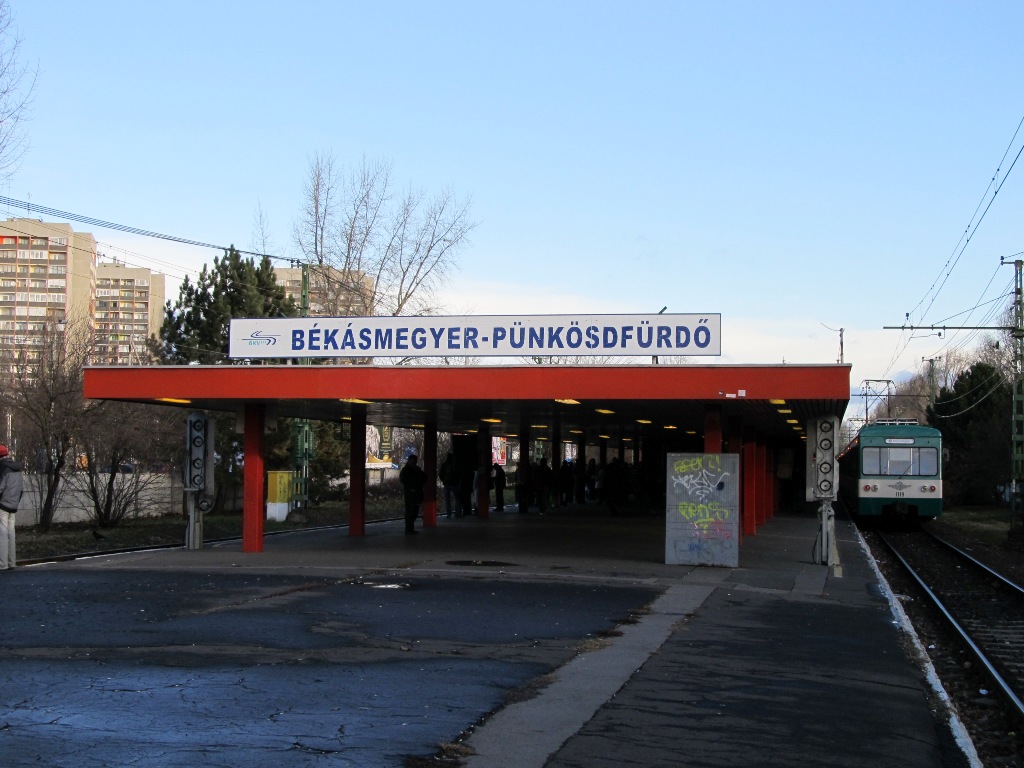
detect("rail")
[877,531,1024,721]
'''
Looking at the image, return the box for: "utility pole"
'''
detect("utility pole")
[922,356,942,406]
[861,379,894,423]
[1010,257,1024,537]
[292,261,312,512]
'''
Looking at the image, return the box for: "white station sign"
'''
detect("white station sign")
[229,313,722,359]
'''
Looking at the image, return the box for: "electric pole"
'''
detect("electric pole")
[922,356,942,406]
[292,261,312,512]
[1010,257,1023,536]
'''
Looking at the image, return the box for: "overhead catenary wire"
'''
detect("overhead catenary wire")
[0,195,277,260]
[908,113,1024,325]
[876,115,1024,385]
[0,206,300,310]
[928,375,1008,419]
[882,259,1016,382]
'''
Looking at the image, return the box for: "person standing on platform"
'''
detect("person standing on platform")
[0,444,24,570]
[534,457,552,514]
[439,452,456,519]
[399,454,427,535]
[492,462,506,511]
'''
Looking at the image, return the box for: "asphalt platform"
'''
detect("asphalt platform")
[0,505,978,767]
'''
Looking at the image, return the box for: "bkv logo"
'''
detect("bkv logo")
[244,330,279,347]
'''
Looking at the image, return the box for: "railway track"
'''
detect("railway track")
[876,529,1024,730]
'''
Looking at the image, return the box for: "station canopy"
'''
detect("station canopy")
[83,363,851,445]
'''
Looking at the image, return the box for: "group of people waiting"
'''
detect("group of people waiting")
[517,456,633,515]
[399,451,638,534]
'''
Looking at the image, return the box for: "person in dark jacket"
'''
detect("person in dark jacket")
[439,452,456,518]
[492,463,506,511]
[399,454,427,535]
[0,444,24,570]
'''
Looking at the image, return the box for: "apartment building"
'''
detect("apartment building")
[275,264,373,317]
[95,260,166,365]
[0,219,166,366]
[0,218,96,358]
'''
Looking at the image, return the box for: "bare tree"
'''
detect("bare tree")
[0,1,34,180]
[68,401,181,529]
[0,318,94,530]
[293,154,474,318]
[251,200,277,257]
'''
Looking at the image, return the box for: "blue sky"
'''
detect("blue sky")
[8,1,1024,402]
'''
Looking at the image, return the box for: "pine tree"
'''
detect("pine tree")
[154,247,298,511]
[156,246,295,364]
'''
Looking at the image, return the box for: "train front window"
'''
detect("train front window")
[862,446,939,477]
[919,448,938,475]
[863,447,881,475]
[888,447,913,475]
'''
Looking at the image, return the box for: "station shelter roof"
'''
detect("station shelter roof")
[83,363,851,446]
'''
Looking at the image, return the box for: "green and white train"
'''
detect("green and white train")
[838,419,943,520]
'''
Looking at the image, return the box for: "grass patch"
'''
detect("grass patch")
[17,498,404,562]
[933,504,1014,545]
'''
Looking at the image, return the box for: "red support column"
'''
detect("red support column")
[704,406,723,453]
[476,425,491,519]
[349,406,366,537]
[743,439,758,536]
[755,444,768,526]
[765,448,776,521]
[423,425,438,528]
[726,431,743,544]
[242,403,265,553]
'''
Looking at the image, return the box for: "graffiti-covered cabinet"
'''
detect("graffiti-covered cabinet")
[665,453,739,567]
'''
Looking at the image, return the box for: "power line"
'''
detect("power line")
[0,196,277,261]
[908,113,1024,324]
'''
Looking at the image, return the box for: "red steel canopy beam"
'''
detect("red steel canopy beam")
[84,364,850,402]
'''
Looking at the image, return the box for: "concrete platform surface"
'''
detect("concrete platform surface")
[0,507,977,767]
